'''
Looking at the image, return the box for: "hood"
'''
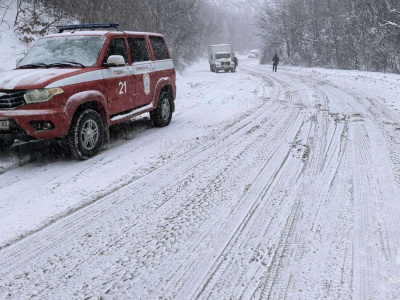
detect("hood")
[0,68,94,90]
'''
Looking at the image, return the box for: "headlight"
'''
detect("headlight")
[24,88,64,104]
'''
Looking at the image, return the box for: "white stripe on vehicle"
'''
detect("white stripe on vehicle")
[153,60,174,72]
[46,70,104,88]
[0,70,38,89]
[46,60,174,88]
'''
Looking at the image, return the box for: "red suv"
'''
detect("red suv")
[0,23,176,159]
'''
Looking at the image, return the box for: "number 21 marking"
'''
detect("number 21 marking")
[119,81,127,95]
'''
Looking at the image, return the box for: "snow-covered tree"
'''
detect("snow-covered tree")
[256,0,400,73]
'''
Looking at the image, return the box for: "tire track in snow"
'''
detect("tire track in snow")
[207,64,355,299]
[2,62,400,299]
[167,108,306,300]
[0,67,301,298]
[168,72,313,300]
[0,73,278,251]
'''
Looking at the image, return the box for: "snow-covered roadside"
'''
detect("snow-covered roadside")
[0,0,27,71]
[279,65,400,111]
[0,60,270,248]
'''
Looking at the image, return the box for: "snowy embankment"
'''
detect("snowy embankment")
[1,59,400,299]
[0,1,27,71]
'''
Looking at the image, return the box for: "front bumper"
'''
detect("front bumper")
[0,108,70,140]
[215,64,234,70]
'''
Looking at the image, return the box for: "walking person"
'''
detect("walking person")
[233,53,238,72]
[272,53,279,72]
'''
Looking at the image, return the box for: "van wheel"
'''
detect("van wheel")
[151,91,173,127]
[67,109,104,160]
[0,138,14,152]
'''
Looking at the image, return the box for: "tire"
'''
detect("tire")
[0,138,14,152]
[66,109,104,160]
[151,91,173,127]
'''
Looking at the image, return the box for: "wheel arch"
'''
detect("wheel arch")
[152,77,175,111]
[65,91,109,131]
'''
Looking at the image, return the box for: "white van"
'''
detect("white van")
[248,49,261,59]
[208,44,235,73]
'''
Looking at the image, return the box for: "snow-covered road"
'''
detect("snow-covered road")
[1,59,400,299]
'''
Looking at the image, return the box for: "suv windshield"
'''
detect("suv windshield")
[216,53,230,59]
[19,36,106,67]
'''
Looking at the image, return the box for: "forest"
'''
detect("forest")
[1,0,400,73]
[1,0,257,70]
[256,0,400,73]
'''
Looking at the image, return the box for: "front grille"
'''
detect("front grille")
[0,90,26,109]
[222,62,231,66]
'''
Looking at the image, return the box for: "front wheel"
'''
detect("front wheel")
[66,109,104,160]
[151,91,173,127]
[0,138,14,152]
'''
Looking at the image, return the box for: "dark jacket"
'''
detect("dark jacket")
[272,55,279,65]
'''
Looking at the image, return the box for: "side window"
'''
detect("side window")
[149,36,170,60]
[128,37,151,63]
[103,38,128,64]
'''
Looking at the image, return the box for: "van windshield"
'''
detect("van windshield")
[19,36,106,67]
[216,53,230,59]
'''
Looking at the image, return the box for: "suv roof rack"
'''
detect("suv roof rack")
[56,23,120,33]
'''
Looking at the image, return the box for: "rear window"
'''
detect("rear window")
[128,37,151,63]
[149,36,170,60]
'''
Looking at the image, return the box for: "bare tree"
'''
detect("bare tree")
[256,0,400,73]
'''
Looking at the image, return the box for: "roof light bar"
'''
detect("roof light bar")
[56,23,120,33]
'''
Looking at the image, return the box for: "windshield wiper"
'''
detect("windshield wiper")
[18,63,48,69]
[47,61,85,68]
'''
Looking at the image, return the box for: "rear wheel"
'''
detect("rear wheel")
[66,109,104,160]
[0,138,14,152]
[151,91,173,127]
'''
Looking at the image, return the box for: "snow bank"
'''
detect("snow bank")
[0,0,28,71]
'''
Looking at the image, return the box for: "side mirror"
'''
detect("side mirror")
[106,55,126,67]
